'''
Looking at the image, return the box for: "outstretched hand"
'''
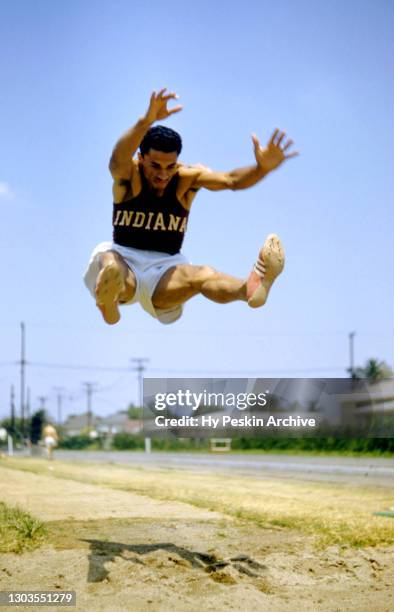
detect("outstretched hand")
[252,129,299,173]
[144,88,183,123]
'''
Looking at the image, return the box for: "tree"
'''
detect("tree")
[352,358,393,383]
[30,410,46,444]
[0,417,26,441]
[128,404,138,419]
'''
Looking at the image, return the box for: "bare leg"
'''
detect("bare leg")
[152,265,247,310]
[153,234,285,311]
[95,251,137,324]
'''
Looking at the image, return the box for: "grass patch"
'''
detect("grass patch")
[2,458,393,549]
[0,502,46,553]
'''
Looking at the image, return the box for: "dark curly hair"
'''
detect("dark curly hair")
[139,125,182,156]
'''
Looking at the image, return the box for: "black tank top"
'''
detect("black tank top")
[112,168,189,255]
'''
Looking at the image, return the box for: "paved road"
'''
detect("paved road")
[34,450,394,487]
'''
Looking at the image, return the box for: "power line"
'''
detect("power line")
[28,362,129,372]
[23,361,347,375]
[2,320,393,337]
[148,367,347,375]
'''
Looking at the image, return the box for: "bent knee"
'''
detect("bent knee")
[190,265,218,289]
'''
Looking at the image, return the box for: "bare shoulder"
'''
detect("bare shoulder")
[177,165,201,191]
[109,151,135,179]
[177,164,204,190]
[178,164,200,180]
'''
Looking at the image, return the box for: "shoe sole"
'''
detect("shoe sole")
[95,264,124,325]
[247,234,285,308]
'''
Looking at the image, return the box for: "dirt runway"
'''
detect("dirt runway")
[0,461,393,611]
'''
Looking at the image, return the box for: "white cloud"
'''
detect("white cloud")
[0,182,15,199]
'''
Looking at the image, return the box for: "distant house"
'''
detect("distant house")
[341,379,394,429]
[62,411,142,436]
[62,413,103,436]
[98,411,142,435]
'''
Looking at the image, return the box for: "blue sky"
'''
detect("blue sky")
[1,0,393,422]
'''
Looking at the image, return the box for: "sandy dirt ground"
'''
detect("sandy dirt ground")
[0,463,393,612]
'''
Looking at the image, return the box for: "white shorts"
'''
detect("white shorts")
[83,242,189,325]
[44,436,57,447]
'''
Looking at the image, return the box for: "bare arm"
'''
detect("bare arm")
[193,129,298,191]
[109,89,183,180]
[193,165,267,191]
[109,117,151,179]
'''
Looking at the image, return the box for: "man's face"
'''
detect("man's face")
[138,149,179,191]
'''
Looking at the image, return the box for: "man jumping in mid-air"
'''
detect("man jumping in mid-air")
[84,89,298,325]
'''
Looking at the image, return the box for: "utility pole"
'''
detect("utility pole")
[53,387,65,425]
[25,387,31,444]
[26,387,31,421]
[20,322,26,437]
[349,331,356,378]
[37,396,48,411]
[10,385,15,433]
[82,383,97,429]
[130,358,150,453]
